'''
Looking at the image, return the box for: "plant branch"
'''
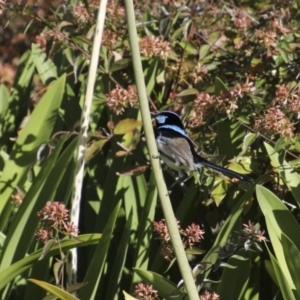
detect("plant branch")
[124,1,199,299]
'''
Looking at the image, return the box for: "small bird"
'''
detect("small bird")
[153,110,253,183]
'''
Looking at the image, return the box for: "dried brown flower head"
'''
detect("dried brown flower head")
[107,0,125,17]
[272,84,300,118]
[102,29,116,48]
[133,283,159,300]
[10,188,25,207]
[233,8,253,31]
[106,85,138,115]
[243,220,266,243]
[255,29,277,56]
[183,223,205,248]
[36,201,79,243]
[188,63,209,84]
[189,78,255,127]
[153,219,204,261]
[200,290,220,300]
[73,3,90,25]
[0,0,6,15]
[254,107,295,138]
[0,63,16,86]
[139,36,171,59]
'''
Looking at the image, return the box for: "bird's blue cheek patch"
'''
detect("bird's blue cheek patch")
[156,115,168,124]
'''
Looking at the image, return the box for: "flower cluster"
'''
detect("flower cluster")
[0,0,5,16]
[153,219,204,261]
[133,283,159,300]
[254,107,295,139]
[10,188,25,207]
[102,29,119,50]
[232,8,254,31]
[106,0,125,17]
[189,78,255,127]
[272,84,300,119]
[0,63,16,86]
[139,36,171,59]
[36,201,79,243]
[255,29,277,56]
[242,220,267,244]
[106,85,138,115]
[188,63,209,84]
[73,3,91,25]
[200,290,220,300]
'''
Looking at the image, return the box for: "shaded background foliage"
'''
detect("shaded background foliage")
[0,0,300,299]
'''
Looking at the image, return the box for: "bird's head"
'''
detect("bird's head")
[152,111,185,130]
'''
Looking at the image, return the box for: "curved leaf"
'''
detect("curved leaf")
[31,44,58,85]
[0,74,66,230]
[0,234,101,291]
[114,119,142,135]
[28,279,79,300]
[264,142,300,208]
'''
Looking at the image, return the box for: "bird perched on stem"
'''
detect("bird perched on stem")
[152,110,253,183]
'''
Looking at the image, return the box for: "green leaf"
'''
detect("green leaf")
[1,51,35,145]
[240,132,258,156]
[39,239,56,261]
[215,77,228,96]
[176,88,199,97]
[185,247,205,255]
[110,58,132,73]
[211,177,227,206]
[85,139,108,162]
[265,243,297,300]
[264,142,300,208]
[0,138,77,270]
[0,74,66,231]
[277,47,290,63]
[132,173,157,284]
[123,291,138,300]
[145,58,159,95]
[31,43,58,84]
[105,213,133,300]
[217,252,250,300]
[281,233,300,296]
[219,262,237,269]
[78,202,121,300]
[114,119,142,135]
[0,234,101,291]
[264,260,279,286]
[256,185,300,291]
[28,279,79,300]
[53,259,65,284]
[0,84,9,118]
[201,177,258,279]
[230,255,249,261]
[199,44,211,59]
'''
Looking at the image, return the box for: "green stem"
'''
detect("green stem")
[124,1,199,299]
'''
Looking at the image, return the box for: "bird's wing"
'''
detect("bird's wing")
[156,135,196,171]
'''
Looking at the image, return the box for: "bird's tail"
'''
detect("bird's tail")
[196,156,253,183]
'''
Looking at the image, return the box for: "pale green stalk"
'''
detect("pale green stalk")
[68,0,108,285]
[124,1,199,299]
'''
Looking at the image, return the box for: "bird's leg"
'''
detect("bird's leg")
[166,171,188,195]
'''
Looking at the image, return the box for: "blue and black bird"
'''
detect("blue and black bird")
[153,110,252,183]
